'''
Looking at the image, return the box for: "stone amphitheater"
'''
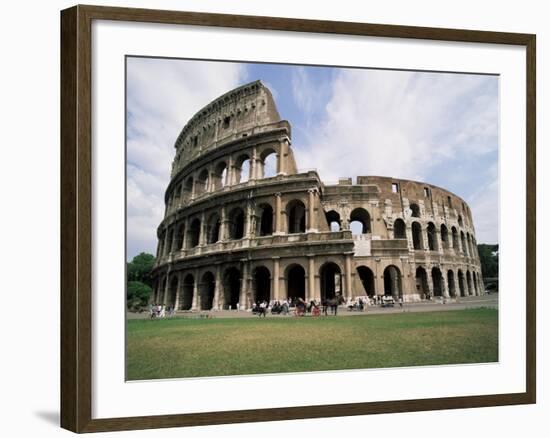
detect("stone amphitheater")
[151,80,484,310]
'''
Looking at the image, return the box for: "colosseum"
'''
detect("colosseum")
[151,80,484,310]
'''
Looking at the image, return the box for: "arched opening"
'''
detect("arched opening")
[169,276,178,308]
[286,200,306,234]
[259,149,277,178]
[187,218,201,248]
[172,184,181,208]
[349,208,371,235]
[427,222,438,251]
[206,213,220,244]
[253,266,271,303]
[223,267,241,310]
[184,176,194,202]
[181,274,194,310]
[258,204,273,236]
[451,226,459,250]
[286,264,306,301]
[460,231,467,255]
[473,272,478,295]
[196,169,209,195]
[174,224,184,251]
[458,270,466,297]
[200,272,215,310]
[325,210,341,232]
[394,218,406,239]
[412,221,423,250]
[228,207,245,239]
[410,203,421,218]
[458,215,464,227]
[211,161,227,190]
[384,265,402,298]
[356,266,375,297]
[320,262,342,301]
[165,228,173,255]
[447,270,456,297]
[440,224,449,249]
[466,270,473,296]
[415,267,429,298]
[235,155,251,183]
[432,267,443,297]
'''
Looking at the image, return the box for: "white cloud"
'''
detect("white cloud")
[126,58,246,259]
[293,68,499,242]
[295,69,497,181]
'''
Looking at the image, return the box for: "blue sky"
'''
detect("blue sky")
[126,57,499,260]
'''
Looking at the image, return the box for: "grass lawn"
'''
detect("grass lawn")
[126,308,498,380]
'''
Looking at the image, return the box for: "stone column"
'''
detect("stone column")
[277,140,288,175]
[273,258,280,301]
[344,253,353,301]
[240,261,249,310]
[199,212,207,246]
[308,256,315,301]
[208,171,214,193]
[426,272,434,299]
[441,273,450,298]
[219,207,227,241]
[213,265,222,310]
[174,272,181,310]
[245,200,253,238]
[190,175,196,201]
[192,270,200,311]
[163,272,170,305]
[455,232,462,255]
[226,156,234,186]
[422,226,430,252]
[250,147,258,180]
[274,193,283,235]
[307,189,317,232]
[434,229,442,254]
[406,224,414,251]
[182,218,189,250]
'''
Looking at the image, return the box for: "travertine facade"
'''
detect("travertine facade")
[151,81,484,310]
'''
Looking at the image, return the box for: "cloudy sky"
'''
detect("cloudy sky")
[126,57,499,260]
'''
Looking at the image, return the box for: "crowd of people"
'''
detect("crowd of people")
[148,304,176,319]
[148,295,405,319]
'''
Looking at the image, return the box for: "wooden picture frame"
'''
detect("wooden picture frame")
[60,4,536,433]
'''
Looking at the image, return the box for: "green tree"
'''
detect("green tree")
[477,244,499,278]
[127,281,153,311]
[127,252,156,287]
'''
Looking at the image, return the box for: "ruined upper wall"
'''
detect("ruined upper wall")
[172,81,283,169]
[323,175,474,228]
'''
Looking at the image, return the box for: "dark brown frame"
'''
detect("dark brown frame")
[61,4,536,433]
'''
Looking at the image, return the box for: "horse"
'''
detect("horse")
[322,293,345,316]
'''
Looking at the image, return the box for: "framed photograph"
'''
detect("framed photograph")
[60,4,536,433]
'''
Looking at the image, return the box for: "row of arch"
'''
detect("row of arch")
[325,208,371,234]
[157,198,309,257]
[398,219,477,257]
[167,148,278,211]
[156,262,343,310]
[324,209,476,257]
[407,202,470,229]
[155,262,482,310]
